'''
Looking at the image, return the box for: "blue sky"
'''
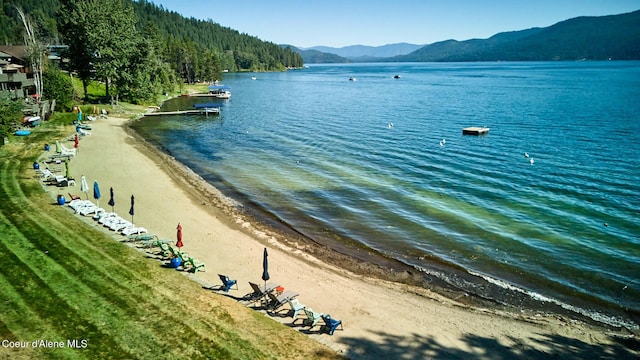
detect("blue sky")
[148,0,640,48]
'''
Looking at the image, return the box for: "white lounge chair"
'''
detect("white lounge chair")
[108,219,133,232]
[74,202,95,213]
[101,215,123,226]
[94,211,116,223]
[69,200,93,212]
[78,204,103,216]
[98,213,121,225]
[39,168,55,181]
[56,141,77,157]
[53,176,75,187]
[121,226,147,236]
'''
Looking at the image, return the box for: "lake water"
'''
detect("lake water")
[131,62,640,330]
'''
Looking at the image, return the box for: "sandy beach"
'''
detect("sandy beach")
[59,115,636,359]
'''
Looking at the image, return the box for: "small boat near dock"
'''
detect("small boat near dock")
[462,127,490,135]
[186,85,231,99]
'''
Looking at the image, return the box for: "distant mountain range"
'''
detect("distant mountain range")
[294,10,640,63]
[284,46,350,63]
[304,43,424,61]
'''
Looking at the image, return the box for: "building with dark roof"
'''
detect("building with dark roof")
[0,46,36,99]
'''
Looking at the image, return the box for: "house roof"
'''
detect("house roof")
[0,46,28,60]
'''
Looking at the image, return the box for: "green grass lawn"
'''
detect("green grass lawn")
[0,119,339,359]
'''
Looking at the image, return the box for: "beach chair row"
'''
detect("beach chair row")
[38,168,76,187]
[252,282,342,334]
[160,242,206,273]
[67,199,147,236]
[66,199,207,274]
[136,240,207,274]
[217,278,343,335]
[67,199,209,275]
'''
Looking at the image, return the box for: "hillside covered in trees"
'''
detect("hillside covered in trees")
[0,0,302,104]
[391,10,640,62]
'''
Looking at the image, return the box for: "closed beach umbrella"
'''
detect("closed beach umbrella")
[80,175,89,199]
[93,181,101,206]
[65,159,70,180]
[129,195,135,222]
[176,223,183,249]
[261,247,270,290]
[107,187,115,213]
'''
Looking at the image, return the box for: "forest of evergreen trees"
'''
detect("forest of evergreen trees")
[0,0,303,103]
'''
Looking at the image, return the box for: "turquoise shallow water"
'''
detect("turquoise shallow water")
[132,62,640,329]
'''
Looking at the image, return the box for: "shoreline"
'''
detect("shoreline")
[65,114,637,358]
[126,115,637,332]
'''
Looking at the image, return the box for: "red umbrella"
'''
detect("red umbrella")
[74,133,79,148]
[176,223,183,249]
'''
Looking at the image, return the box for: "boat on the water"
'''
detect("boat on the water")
[187,85,231,99]
[208,85,231,99]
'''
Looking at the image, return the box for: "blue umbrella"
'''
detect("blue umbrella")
[129,195,135,222]
[93,181,101,206]
[107,187,115,212]
[261,247,270,290]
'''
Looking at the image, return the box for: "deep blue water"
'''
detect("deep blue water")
[132,62,640,329]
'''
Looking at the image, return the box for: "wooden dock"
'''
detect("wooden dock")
[143,109,219,116]
[185,93,218,97]
[462,127,490,135]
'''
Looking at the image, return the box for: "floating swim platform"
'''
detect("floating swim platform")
[462,127,490,135]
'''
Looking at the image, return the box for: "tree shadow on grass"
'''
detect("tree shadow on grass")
[337,330,639,360]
